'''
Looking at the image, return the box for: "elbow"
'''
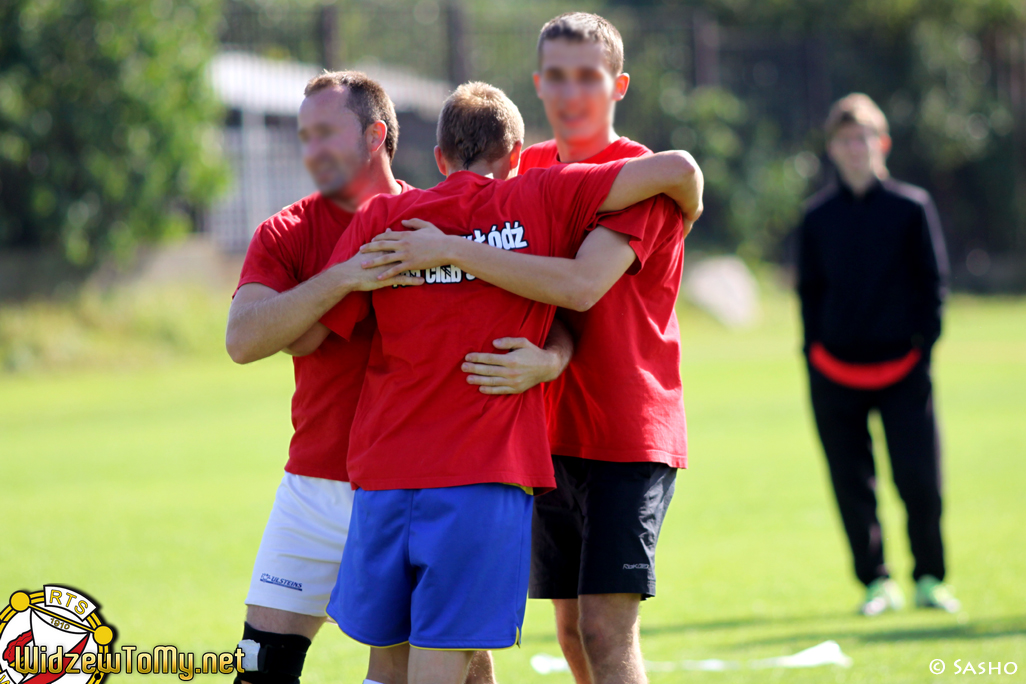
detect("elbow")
[669,150,698,184]
[225,331,257,365]
[564,298,594,313]
[563,283,603,312]
[284,340,318,357]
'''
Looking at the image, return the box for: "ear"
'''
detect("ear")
[509,140,523,172]
[533,72,542,98]
[366,121,388,156]
[433,146,449,177]
[612,72,630,102]
[879,134,892,157]
[824,136,839,164]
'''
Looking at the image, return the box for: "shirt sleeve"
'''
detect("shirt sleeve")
[594,195,683,275]
[234,216,301,297]
[317,212,374,340]
[539,159,629,255]
[796,212,823,355]
[912,193,949,349]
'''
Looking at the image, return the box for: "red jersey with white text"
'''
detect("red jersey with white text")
[520,138,688,468]
[319,161,629,492]
[234,184,412,481]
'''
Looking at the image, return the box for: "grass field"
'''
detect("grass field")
[1,286,1024,683]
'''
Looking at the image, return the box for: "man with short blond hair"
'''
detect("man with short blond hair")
[357,15,702,684]
[316,80,700,684]
[797,91,958,617]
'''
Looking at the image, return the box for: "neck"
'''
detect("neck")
[555,125,619,163]
[462,161,500,178]
[840,169,881,197]
[449,156,508,179]
[327,156,401,212]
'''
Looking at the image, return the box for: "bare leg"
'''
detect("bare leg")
[246,605,326,639]
[408,648,472,684]
[577,594,645,684]
[244,605,407,684]
[464,651,496,684]
[552,599,591,684]
[368,643,411,684]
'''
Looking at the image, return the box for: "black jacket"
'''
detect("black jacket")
[796,176,949,364]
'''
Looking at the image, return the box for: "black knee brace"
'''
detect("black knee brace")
[233,623,312,684]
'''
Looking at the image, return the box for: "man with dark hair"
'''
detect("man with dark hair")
[797,92,959,617]
[311,80,701,684]
[224,71,562,684]
[360,13,698,684]
[304,71,400,163]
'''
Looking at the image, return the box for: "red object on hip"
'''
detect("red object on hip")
[809,342,921,390]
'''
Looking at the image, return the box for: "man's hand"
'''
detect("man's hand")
[462,321,573,395]
[359,220,461,280]
[462,338,563,395]
[327,247,426,291]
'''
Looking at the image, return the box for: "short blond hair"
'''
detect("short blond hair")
[825,93,889,140]
[437,82,525,170]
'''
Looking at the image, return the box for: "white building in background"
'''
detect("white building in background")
[205,51,450,252]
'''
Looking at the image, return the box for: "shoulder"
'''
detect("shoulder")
[610,137,651,159]
[254,192,322,240]
[359,185,434,229]
[802,184,840,222]
[365,186,419,214]
[881,178,933,209]
[522,140,558,168]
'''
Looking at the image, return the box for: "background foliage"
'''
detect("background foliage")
[0,0,228,264]
[2,0,1025,287]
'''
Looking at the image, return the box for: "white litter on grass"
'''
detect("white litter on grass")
[683,255,761,328]
[530,640,853,674]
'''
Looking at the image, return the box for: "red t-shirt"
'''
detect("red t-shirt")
[319,161,629,492]
[234,184,412,482]
[520,138,689,468]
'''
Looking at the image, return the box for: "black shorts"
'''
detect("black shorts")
[529,455,677,600]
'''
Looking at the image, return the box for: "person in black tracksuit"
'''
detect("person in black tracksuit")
[796,93,960,615]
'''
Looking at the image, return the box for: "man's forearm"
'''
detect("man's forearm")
[599,150,703,223]
[543,318,574,379]
[449,239,593,310]
[226,271,355,364]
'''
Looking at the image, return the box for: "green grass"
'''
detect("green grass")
[1,288,1024,682]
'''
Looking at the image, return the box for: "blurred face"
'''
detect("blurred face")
[827,123,889,181]
[534,38,627,146]
[298,88,369,195]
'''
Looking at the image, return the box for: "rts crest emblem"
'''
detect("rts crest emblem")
[0,585,115,684]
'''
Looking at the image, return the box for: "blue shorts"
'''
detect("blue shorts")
[327,483,533,650]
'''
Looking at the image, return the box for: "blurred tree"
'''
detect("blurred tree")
[0,0,228,264]
[648,0,1026,281]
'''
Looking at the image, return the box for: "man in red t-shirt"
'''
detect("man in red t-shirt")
[359,15,702,684]
[314,82,700,684]
[224,72,565,684]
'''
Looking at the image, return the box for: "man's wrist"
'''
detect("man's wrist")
[446,235,472,271]
[546,344,570,381]
[324,264,358,299]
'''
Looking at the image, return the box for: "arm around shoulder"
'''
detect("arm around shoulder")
[599,151,703,231]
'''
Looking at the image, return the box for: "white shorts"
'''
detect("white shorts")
[245,473,355,617]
